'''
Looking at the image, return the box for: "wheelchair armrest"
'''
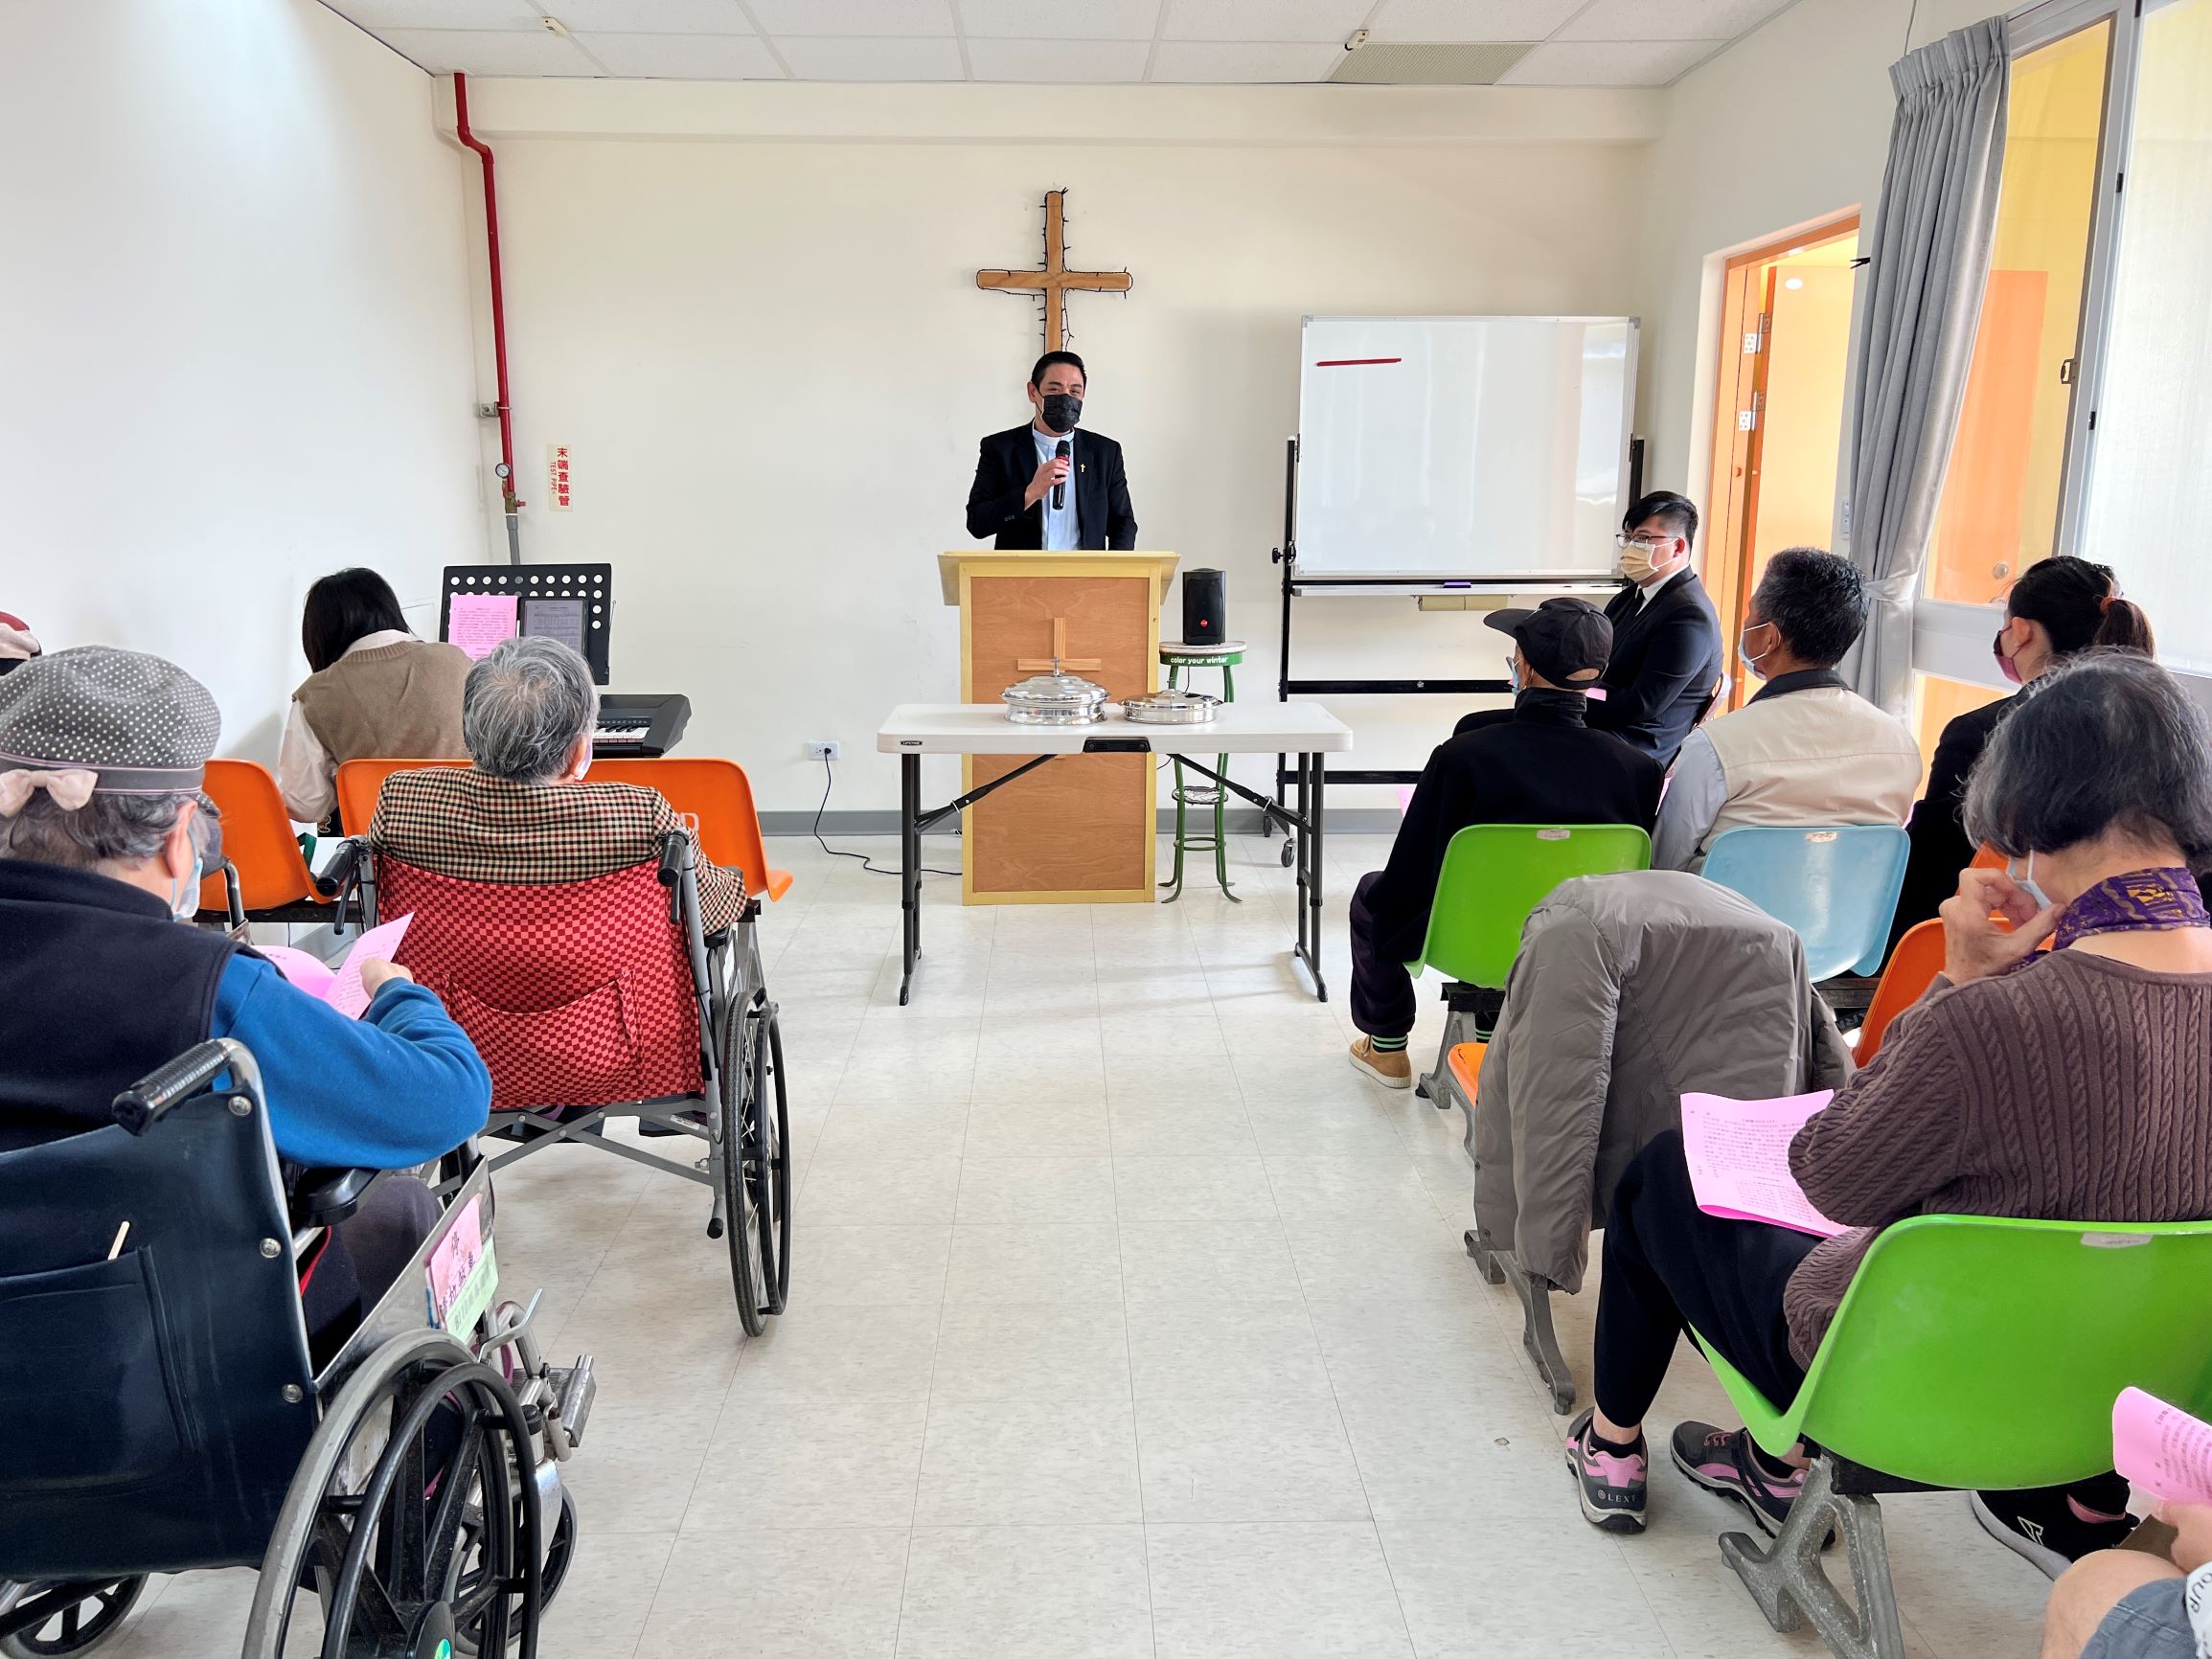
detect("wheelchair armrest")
[290,1166,386,1230]
[114,1037,251,1136]
[313,837,365,899]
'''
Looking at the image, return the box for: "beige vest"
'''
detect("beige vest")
[293,639,469,764]
[1701,684,1922,852]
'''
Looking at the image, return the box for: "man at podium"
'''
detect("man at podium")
[964,351,1139,551]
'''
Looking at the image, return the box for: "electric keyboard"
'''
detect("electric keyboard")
[590,693,691,759]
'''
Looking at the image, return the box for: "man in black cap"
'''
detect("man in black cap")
[1348,598,1665,1088]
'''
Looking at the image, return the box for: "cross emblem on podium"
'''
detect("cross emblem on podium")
[1016,617,1101,674]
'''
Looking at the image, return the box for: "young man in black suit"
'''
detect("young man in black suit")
[1348,599,1664,1088]
[964,351,1139,552]
[1582,490,1724,764]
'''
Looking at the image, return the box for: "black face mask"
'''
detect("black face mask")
[1039,393,1083,434]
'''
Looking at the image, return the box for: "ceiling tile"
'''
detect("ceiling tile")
[543,0,754,31]
[771,34,967,77]
[1160,0,1370,43]
[375,26,605,71]
[1366,0,1581,41]
[956,0,1161,39]
[745,0,955,34]
[1495,35,1719,82]
[1147,38,1340,80]
[1557,0,1794,42]
[967,37,1152,80]
[573,30,784,73]
[320,0,541,28]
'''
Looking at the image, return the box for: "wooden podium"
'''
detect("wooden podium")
[938,550,1179,904]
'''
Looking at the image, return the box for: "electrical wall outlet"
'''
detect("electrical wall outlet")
[806,740,842,761]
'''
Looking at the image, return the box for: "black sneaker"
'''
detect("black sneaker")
[1670,1420,1806,1537]
[1564,1408,1648,1534]
[1971,1487,2135,1579]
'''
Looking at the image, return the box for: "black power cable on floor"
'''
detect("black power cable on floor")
[810,754,959,878]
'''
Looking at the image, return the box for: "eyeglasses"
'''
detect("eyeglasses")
[1612,533,1671,550]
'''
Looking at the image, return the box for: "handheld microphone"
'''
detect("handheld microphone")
[1053,439,1070,511]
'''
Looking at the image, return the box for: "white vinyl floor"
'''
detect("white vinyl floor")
[96,832,2048,1658]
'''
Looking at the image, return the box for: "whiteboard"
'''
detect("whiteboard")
[1294,315,1637,580]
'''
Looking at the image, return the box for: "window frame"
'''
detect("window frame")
[1910,0,2153,682]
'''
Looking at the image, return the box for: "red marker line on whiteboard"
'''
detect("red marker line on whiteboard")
[1314,357,1402,367]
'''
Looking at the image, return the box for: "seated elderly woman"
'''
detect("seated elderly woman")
[0,647,491,1341]
[371,635,746,928]
[1562,650,2212,1557]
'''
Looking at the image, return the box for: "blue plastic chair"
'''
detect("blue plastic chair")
[1700,825,1909,980]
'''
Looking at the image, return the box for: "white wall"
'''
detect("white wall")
[461,80,1659,814]
[0,0,483,764]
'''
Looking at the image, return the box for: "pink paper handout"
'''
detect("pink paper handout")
[1679,1089,1849,1239]
[447,592,518,661]
[2114,1388,2212,1508]
[261,914,413,1019]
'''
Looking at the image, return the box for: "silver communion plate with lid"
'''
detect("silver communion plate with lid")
[1118,688,1220,725]
[1001,667,1111,725]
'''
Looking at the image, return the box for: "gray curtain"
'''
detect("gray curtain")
[1841,17,2009,716]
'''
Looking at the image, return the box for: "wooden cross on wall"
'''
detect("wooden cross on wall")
[1016,617,1102,673]
[976,189,1132,352]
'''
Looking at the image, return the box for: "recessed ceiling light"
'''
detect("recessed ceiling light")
[1785,245,1807,257]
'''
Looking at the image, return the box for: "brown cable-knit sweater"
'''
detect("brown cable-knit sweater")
[1783,947,2212,1366]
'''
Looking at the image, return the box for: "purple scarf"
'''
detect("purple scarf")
[2052,867,2209,950]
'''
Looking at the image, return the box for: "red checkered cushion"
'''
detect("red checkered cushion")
[378,856,704,1114]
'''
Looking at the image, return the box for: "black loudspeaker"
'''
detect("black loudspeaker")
[1181,568,1227,645]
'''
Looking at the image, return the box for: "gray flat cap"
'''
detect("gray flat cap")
[0,646,221,793]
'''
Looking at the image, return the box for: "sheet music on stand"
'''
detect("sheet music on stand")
[438,563,612,685]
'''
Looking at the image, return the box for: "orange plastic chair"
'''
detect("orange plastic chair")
[594,759,792,903]
[1855,918,1946,1065]
[1971,844,2006,872]
[333,757,451,839]
[194,760,332,921]
[1447,1041,1487,1102]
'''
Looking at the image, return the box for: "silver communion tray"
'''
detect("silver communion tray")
[1118,689,1220,725]
[1001,668,1110,725]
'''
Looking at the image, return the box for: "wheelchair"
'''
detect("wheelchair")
[355,826,791,1337]
[0,1038,596,1658]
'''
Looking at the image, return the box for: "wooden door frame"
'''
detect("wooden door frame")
[1703,213,1860,711]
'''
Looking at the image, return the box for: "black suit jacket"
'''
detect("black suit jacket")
[1367,690,1665,965]
[965,424,1138,551]
[1579,569,1724,765]
[1889,692,2017,949]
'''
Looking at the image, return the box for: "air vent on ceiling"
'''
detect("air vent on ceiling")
[1328,40,1535,85]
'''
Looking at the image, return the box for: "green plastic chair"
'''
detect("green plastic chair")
[1404,824,1652,1110]
[1690,1213,2212,1659]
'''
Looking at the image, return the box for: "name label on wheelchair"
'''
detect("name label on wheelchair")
[425,1193,498,1336]
[1082,737,1152,753]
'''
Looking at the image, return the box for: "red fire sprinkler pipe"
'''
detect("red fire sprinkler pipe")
[453,71,523,563]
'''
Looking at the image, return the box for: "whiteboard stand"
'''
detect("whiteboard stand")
[1264,434,1644,838]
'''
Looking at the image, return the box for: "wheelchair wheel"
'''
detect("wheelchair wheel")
[243,1328,543,1659]
[746,1003,791,1317]
[714,997,765,1337]
[0,1579,145,1657]
[451,1486,577,1655]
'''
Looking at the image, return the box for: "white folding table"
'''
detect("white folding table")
[877,703,1354,1006]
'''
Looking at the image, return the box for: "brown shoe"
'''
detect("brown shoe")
[1348,1035,1413,1090]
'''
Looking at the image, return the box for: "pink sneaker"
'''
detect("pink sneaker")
[1670,1420,1804,1536]
[1565,1408,1647,1534]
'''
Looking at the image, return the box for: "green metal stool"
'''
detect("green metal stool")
[1158,639,1244,902]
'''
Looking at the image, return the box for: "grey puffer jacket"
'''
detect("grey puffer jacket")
[1469,871,1853,1294]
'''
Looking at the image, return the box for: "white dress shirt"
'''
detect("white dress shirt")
[1032,424,1080,551]
[277,628,412,824]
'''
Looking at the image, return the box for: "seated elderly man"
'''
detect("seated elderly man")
[0,647,490,1342]
[1652,548,1921,873]
[371,635,746,928]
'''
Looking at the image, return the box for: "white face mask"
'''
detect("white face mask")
[169,853,202,922]
[1739,621,1777,680]
[2008,852,2054,912]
